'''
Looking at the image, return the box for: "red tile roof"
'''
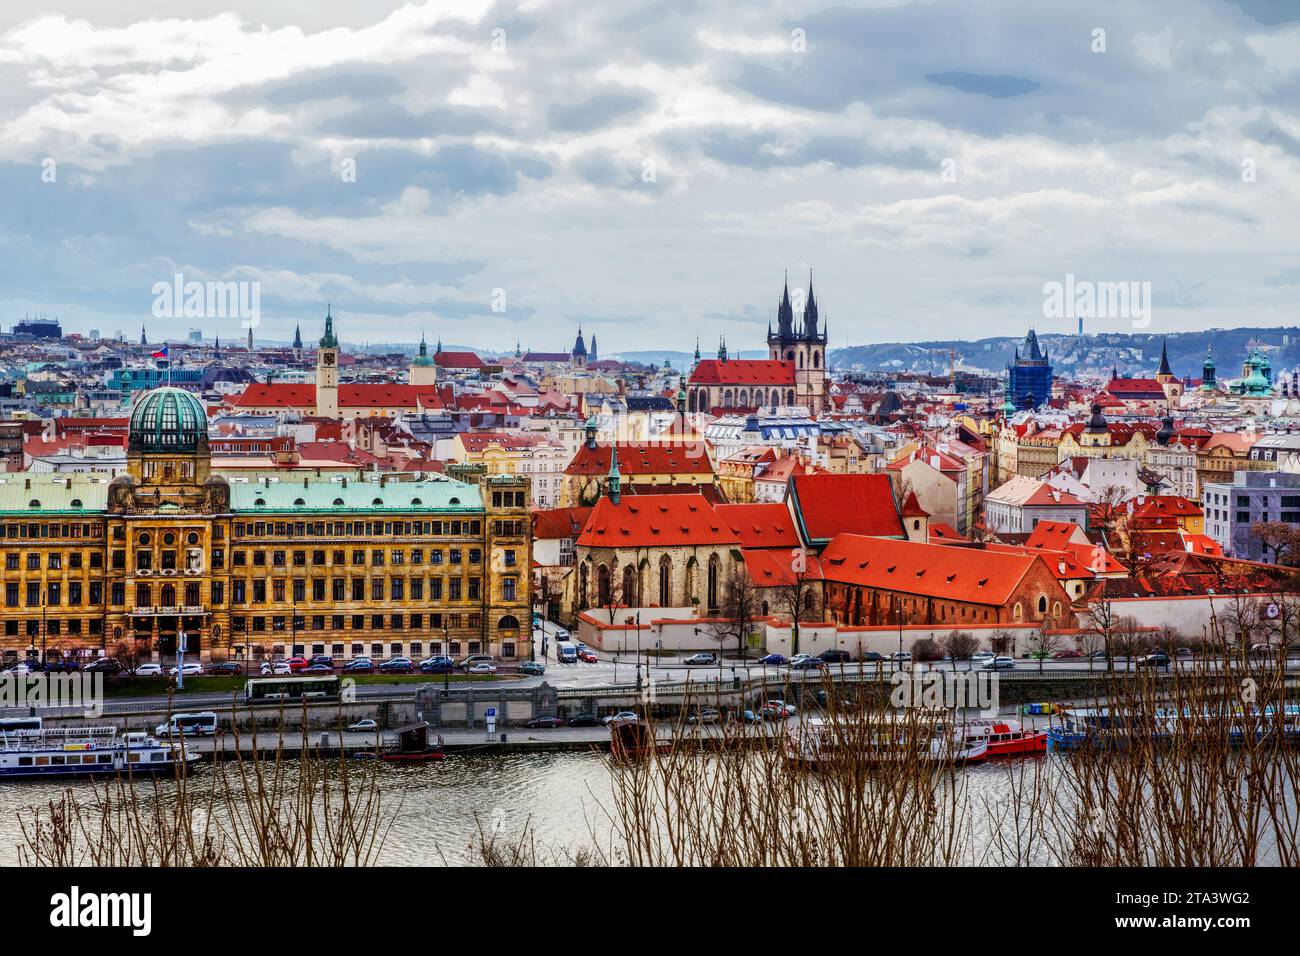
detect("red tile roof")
[788,473,904,542]
[742,548,823,587]
[232,383,443,409]
[688,359,796,386]
[576,494,739,548]
[899,490,928,518]
[435,351,484,369]
[1025,521,1088,550]
[820,534,1041,606]
[715,503,801,549]
[531,506,594,540]
[565,442,714,476]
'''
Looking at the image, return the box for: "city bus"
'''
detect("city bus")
[244,676,341,703]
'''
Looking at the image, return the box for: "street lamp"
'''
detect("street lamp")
[635,612,642,691]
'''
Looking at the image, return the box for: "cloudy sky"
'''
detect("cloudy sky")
[0,0,1297,353]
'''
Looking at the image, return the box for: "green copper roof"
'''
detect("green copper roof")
[0,476,109,515]
[413,334,433,367]
[319,306,339,349]
[228,477,483,514]
[128,386,208,453]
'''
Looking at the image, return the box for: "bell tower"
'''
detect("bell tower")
[317,305,340,417]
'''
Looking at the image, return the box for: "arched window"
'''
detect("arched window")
[497,615,519,633]
[1013,603,1023,621]
[622,565,637,606]
[1037,595,1048,614]
[786,389,795,405]
[707,554,720,613]
[813,351,821,368]
[597,564,612,606]
[293,498,305,506]
[411,497,422,505]
[333,498,344,506]
[658,555,672,607]
[372,497,383,506]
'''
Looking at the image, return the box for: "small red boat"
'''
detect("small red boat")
[961,718,1047,756]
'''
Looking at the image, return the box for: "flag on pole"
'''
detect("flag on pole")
[151,345,169,360]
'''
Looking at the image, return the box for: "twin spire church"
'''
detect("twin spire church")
[685,274,828,415]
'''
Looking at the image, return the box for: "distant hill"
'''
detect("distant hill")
[611,349,768,366]
[830,327,1300,379]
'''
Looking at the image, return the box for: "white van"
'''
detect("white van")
[155,712,219,736]
[556,641,578,663]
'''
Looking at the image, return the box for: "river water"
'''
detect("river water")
[0,751,1059,866]
[0,749,1292,866]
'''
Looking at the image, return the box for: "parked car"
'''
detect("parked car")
[43,658,80,672]
[553,627,570,640]
[418,656,455,673]
[285,657,309,673]
[567,713,600,727]
[343,658,373,673]
[1052,649,1083,659]
[971,651,995,662]
[686,708,721,724]
[205,661,243,675]
[759,700,796,719]
[467,662,498,674]
[84,658,125,674]
[757,653,788,666]
[134,663,163,677]
[5,661,36,676]
[1175,648,1196,658]
[458,654,494,671]
[307,655,335,669]
[347,719,378,733]
[302,663,334,674]
[524,715,563,729]
[818,650,851,663]
[602,710,638,726]
[1137,653,1170,669]
[890,651,913,663]
[519,660,546,676]
[981,656,1016,670]
[169,662,204,677]
[860,651,885,662]
[790,657,827,671]
[683,652,718,666]
[734,709,761,724]
[577,650,598,663]
[1250,643,1276,657]
[261,661,292,675]
[379,658,414,674]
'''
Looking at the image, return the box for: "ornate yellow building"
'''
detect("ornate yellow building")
[1,387,531,665]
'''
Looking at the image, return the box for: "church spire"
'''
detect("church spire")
[776,271,794,338]
[1157,337,1172,378]
[803,269,819,339]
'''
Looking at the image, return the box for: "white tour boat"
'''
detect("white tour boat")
[0,725,201,779]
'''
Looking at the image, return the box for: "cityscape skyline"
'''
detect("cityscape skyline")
[2,1,1299,348]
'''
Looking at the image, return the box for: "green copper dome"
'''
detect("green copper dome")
[413,334,433,367]
[128,387,208,454]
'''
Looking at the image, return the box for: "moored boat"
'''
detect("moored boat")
[786,717,989,766]
[0,726,200,779]
[960,717,1048,756]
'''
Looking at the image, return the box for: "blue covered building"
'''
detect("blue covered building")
[1005,328,1053,410]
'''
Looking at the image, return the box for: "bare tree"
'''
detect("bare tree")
[707,568,763,661]
[770,548,822,657]
[940,630,979,669]
[1091,484,1129,536]
[1026,618,1066,673]
[1085,597,1117,670]
[1252,521,1300,568]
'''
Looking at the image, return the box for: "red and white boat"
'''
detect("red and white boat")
[960,718,1047,756]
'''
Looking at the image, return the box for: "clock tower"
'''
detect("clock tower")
[316,305,340,417]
